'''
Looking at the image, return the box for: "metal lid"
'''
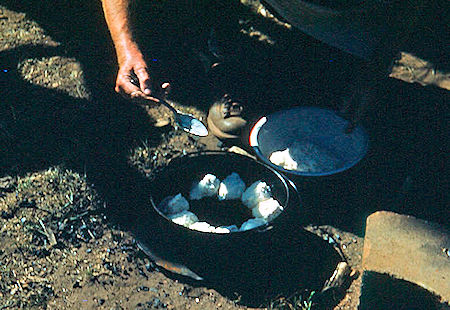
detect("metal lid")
[249,106,369,176]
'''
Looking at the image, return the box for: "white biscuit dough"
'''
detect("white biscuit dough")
[189,221,216,233]
[270,142,338,172]
[240,217,267,231]
[251,198,283,221]
[220,225,239,232]
[158,173,284,234]
[189,174,220,200]
[269,148,298,170]
[168,211,199,227]
[158,193,190,215]
[241,180,272,208]
[217,172,246,201]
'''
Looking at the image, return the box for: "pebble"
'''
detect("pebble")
[138,268,147,278]
[145,263,153,271]
[73,281,81,288]
[142,298,167,309]
[152,298,161,307]
[1,211,13,219]
[10,286,18,295]
[137,285,149,292]
[154,119,170,128]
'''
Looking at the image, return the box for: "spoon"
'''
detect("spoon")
[145,95,208,137]
[129,74,208,137]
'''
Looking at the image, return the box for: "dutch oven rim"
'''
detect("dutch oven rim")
[148,150,299,234]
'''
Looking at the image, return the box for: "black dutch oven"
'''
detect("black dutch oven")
[133,151,340,301]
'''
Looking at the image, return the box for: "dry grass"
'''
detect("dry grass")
[18,56,91,99]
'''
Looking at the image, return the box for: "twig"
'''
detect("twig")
[87,229,95,240]
[38,220,57,246]
[321,261,351,293]
[68,211,89,222]
[0,301,14,309]
[16,280,22,291]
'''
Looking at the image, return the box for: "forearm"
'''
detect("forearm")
[101,0,140,63]
[101,0,168,97]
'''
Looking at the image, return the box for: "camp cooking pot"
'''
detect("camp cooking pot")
[133,151,304,282]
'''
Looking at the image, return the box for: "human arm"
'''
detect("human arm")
[101,0,154,99]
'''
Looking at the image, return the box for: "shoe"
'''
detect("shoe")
[207,94,248,140]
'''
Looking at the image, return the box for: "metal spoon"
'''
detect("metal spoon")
[130,75,208,137]
[146,95,208,137]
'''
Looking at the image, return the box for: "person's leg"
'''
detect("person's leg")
[262,0,392,60]
[261,0,425,130]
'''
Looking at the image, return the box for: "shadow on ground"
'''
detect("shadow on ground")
[360,272,447,310]
[0,0,448,307]
[0,0,170,228]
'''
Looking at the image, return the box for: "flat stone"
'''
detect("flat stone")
[362,211,450,303]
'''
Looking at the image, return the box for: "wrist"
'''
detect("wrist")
[115,38,144,64]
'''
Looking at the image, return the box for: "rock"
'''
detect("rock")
[361,211,450,307]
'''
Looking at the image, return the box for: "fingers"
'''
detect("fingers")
[114,70,154,103]
[115,75,147,100]
[135,67,152,95]
[113,60,171,104]
[115,78,169,105]
[161,82,171,100]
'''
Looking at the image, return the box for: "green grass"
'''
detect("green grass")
[268,291,316,310]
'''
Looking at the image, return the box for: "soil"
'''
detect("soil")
[0,1,448,310]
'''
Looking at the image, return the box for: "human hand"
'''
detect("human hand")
[115,48,151,97]
[114,47,170,102]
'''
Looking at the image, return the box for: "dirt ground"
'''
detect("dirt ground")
[0,1,448,309]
